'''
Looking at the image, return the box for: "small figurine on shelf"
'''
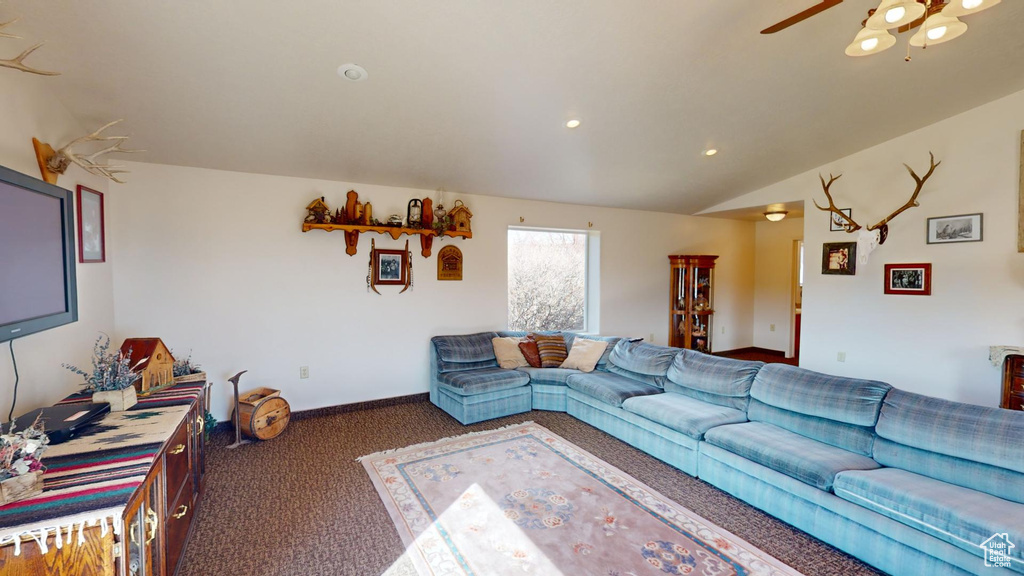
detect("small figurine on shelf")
[305,197,331,224]
[448,200,472,233]
[332,208,347,225]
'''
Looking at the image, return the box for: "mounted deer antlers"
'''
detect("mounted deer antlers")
[814,152,941,244]
[0,18,59,76]
[33,120,145,184]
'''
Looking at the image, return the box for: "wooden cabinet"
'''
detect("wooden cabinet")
[669,255,718,353]
[1001,355,1024,411]
[0,384,206,576]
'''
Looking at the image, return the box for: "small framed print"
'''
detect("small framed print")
[373,248,408,285]
[830,208,853,231]
[926,213,983,244]
[76,185,105,263]
[821,242,857,275]
[884,263,932,296]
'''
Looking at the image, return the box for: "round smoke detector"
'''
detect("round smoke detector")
[337,63,368,82]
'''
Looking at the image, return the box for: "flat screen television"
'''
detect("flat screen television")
[0,164,78,342]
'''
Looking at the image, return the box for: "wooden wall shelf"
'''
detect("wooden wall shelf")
[302,222,471,257]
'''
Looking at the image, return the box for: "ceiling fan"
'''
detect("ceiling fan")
[761,0,1002,57]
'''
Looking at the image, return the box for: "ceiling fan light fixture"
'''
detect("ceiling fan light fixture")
[910,13,967,47]
[764,211,788,222]
[866,0,926,29]
[943,0,1000,17]
[845,27,896,56]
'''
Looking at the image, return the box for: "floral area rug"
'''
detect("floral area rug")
[360,422,804,576]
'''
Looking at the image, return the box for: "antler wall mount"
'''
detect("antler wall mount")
[0,17,59,76]
[32,120,145,184]
[814,152,940,263]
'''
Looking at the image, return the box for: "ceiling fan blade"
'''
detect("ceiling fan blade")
[761,0,844,34]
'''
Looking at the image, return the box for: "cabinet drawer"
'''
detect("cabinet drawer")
[1008,394,1024,412]
[164,474,194,575]
[164,418,191,509]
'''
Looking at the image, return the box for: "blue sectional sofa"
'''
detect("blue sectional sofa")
[429,332,1024,576]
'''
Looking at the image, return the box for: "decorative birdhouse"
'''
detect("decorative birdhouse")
[305,197,331,224]
[448,200,473,233]
[119,338,175,392]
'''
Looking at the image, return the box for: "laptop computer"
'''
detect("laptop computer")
[5,402,111,444]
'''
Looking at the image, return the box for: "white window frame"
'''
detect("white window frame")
[507,226,600,334]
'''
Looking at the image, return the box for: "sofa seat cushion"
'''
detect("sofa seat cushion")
[437,367,530,396]
[621,392,747,440]
[834,467,1024,567]
[565,372,662,408]
[515,367,579,385]
[704,421,880,491]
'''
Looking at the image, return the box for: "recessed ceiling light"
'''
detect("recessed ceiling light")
[704,148,718,157]
[337,63,368,82]
[566,119,581,129]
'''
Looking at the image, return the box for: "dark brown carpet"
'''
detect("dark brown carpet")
[719,350,799,366]
[178,401,883,576]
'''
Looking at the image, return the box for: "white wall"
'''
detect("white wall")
[703,88,1024,406]
[753,217,803,355]
[111,162,755,420]
[0,75,116,419]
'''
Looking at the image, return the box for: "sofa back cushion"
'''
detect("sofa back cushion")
[748,364,891,455]
[875,389,1024,502]
[431,332,499,373]
[665,350,762,410]
[606,340,678,388]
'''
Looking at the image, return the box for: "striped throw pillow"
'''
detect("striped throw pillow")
[531,334,568,368]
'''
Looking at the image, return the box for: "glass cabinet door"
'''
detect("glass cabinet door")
[123,462,164,576]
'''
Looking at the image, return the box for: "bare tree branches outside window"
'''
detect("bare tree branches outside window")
[508,230,587,331]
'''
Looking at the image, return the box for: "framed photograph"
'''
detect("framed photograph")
[926,213,983,244]
[821,242,857,275]
[830,208,853,231]
[884,263,932,296]
[76,185,105,263]
[373,248,408,285]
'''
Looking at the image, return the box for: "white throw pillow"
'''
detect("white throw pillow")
[492,337,530,369]
[560,338,609,373]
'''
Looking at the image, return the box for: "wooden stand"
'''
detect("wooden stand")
[225,371,251,450]
[302,222,470,257]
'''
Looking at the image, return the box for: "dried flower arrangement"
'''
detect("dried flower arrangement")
[0,416,49,505]
[172,350,203,378]
[63,335,146,411]
[63,335,145,392]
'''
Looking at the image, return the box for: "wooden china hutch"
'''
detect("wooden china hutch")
[669,255,718,353]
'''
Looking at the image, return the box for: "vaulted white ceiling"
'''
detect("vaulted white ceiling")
[5,1,1024,213]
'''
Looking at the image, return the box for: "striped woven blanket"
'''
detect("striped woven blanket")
[0,382,203,553]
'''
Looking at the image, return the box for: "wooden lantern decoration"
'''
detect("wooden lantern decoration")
[407,199,423,229]
[119,338,175,392]
[448,200,472,233]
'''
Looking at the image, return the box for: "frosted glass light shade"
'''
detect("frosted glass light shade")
[866,0,927,29]
[764,211,788,222]
[910,13,967,46]
[845,27,897,56]
[943,0,1000,17]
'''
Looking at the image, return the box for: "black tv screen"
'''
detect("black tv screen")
[0,165,78,342]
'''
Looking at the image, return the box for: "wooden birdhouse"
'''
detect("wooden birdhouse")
[119,338,175,392]
[305,196,331,224]
[448,200,473,233]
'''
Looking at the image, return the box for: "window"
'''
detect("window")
[507,228,597,332]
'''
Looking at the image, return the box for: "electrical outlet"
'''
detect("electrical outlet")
[837,352,846,363]
[770,324,776,332]
[649,333,655,344]
[300,366,309,379]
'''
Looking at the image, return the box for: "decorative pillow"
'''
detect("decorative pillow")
[560,338,608,373]
[518,339,542,368]
[531,333,569,368]
[492,337,529,369]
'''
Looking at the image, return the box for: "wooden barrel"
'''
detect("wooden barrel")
[234,392,290,440]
